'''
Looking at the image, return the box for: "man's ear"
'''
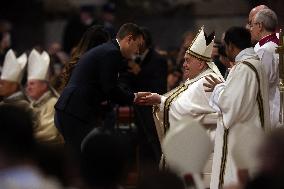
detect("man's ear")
[227,42,234,52]
[199,61,207,70]
[258,22,264,32]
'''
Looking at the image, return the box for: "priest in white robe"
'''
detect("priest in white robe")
[249,8,280,128]
[205,27,270,189]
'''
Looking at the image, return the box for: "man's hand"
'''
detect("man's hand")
[134,92,151,104]
[143,93,161,106]
[134,92,161,106]
[203,75,223,92]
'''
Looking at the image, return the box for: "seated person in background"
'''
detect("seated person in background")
[0,104,63,189]
[0,49,29,106]
[26,49,64,146]
[167,67,183,91]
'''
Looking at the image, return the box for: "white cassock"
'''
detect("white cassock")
[209,48,270,189]
[153,67,223,187]
[254,33,280,128]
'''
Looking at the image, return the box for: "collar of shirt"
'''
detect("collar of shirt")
[116,39,121,48]
[141,49,149,61]
[235,47,257,62]
[258,33,279,47]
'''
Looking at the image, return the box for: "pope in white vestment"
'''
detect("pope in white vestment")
[143,27,223,187]
[208,27,270,189]
[148,27,223,144]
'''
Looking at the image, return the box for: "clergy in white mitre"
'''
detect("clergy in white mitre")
[0,49,29,106]
[205,27,270,189]
[26,49,64,146]
[141,26,223,176]
[249,8,280,128]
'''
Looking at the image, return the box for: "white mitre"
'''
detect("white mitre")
[28,49,50,81]
[1,49,27,83]
[186,26,222,77]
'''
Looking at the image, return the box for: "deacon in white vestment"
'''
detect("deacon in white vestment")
[206,27,270,189]
[249,8,280,128]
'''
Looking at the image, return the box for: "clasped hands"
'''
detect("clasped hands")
[134,92,161,106]
[134,75,222,105]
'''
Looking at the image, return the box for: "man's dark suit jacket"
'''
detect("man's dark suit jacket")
[55,40,134,123]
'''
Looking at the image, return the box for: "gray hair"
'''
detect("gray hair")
[254,9,278,32]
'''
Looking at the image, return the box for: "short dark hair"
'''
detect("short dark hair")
[81,127,128,187]
[0,104,36,158]
[116,23,143,40]
[224,27,252,50]
[0,32,3,42]
[140,27,153,48]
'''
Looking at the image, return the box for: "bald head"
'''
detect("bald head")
[247,5,269,29]
[249,5,269,18]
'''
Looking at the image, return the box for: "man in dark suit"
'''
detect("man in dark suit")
[55,23,148,153]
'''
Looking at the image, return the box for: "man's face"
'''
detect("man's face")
[249,16,262,45]
[0,80,18,97]
[26,80,48,100]
[122,35,144,60]
[183,54,206,80]
[224,42,236,62]
[246,9,255,30]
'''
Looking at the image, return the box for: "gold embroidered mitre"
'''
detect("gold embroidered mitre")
[186,26,214,62]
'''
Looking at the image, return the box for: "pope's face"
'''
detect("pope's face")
[183,54,206,80]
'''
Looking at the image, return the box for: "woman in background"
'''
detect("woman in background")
[61,25,110,90]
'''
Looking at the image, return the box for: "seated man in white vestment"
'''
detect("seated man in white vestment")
[26,49,64,146]
[205,27,270,189]
[141,26,224,187]
[0,49,29,106]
